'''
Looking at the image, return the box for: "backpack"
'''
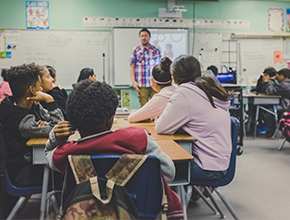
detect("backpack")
[279,111,290,142]
[60,154,168,220]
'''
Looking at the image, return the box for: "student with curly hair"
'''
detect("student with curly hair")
[0,69,12,102]
[40,65,68,120]
[0,63,64,186]
[45,80,184,219]
[128,57,176,122]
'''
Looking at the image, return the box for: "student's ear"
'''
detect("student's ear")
[29,85,36,96]
[105,115,114,130]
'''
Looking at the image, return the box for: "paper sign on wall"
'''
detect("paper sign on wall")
[26,1,49,29]
[274,50,283,63]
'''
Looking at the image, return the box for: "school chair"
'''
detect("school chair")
[4,168,43,220]
[63,155,164,219]
[188,116,240,220]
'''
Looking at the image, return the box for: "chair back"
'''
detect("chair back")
[191,116,240,187]
[64,155,163,219]
[0,122,42,197]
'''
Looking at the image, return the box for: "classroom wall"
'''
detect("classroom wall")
[1,0,290,33]
[0,0,290,109]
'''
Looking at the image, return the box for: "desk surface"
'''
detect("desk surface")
[27,117,195,161]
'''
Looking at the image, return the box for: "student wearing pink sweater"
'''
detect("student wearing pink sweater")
[0,69,12,102]
[128,57,176,122]
[156,55,232,181]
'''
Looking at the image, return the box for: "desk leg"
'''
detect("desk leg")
[40,166,49,220]
[177,185,188,220]
[254,105,259,140]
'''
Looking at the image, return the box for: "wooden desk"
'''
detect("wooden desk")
[234,92,281,139]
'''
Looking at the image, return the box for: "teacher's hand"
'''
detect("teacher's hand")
[132,81,140,92]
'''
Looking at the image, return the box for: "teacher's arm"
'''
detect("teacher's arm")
[130,65,139,92]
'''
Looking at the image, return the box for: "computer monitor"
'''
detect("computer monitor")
[216,71,237,84]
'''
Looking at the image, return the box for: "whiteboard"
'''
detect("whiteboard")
[0,30,110,89]
[113,28,188,86]
[192,33,222,71]
[239,38,285,86]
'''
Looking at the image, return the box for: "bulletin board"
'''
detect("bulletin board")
[0,30,110,89]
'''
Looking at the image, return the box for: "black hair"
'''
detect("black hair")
[139,28,151,37]
[77,68,95,83]
[1,69,9,81]
[277,68,290,79]
[171,55,201,85]
[152,57,172,87]
[207,65,218,76]
[67,80,118,135]
[171,55,230,108]
[7,63,40,99]
[45,65,56,79]
[263,67,277,77]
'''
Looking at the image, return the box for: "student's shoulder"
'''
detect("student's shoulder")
[116,126,147,134]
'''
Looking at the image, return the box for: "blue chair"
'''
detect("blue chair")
[189,116,240,220]
[0,123,43,220]
[64,155,163,219]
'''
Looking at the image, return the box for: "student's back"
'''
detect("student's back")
[45,80,183,219]
[156,55,231,181]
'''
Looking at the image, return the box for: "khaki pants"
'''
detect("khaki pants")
[138,87,156,107]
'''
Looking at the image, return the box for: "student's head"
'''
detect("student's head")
[263,67,277,78]
[277,68,290,83]
[67,80,118,137]
[152,57,172,92]
[172,55,229,108]
[171,55,201,85]
[139,28,151,46]
[45,65,56,83]
[77,68,96,83]
[207,65,218,77]
[39,66,54,93]
[1,69,9,81]
[7,63,42,100]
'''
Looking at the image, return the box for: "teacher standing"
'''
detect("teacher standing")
[129,28,161,107]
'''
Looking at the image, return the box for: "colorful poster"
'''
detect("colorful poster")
[121,90,130,108]
[26,1,49,29]
[286,8,290,32]
[274,50,283,63]
[0,33,4,52]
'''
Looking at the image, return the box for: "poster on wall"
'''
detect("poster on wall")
[286,8,290,32]
[268,8,283,32]
[26,1,49,29]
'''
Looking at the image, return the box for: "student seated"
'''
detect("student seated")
[0,69,12,102]
[45,80,183,219]
[0,63,64,187]
[77,67,96,83]
[207,65,218,77]
[264,68,290,137]
[40,65,68,120]
[128,57,176,122]
[255,67,277,94]
[155,55,232,183]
